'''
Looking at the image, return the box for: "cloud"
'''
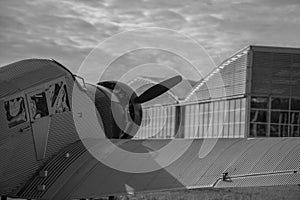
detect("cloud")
[0,0,299,82]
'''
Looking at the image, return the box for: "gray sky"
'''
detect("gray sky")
[1,0,300,82]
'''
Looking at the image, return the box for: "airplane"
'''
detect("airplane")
[0,58,299,200]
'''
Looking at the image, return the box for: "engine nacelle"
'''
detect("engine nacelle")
[85,82,142,139]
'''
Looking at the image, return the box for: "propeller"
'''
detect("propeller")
[96,75,182,139]
[133,75,182,104]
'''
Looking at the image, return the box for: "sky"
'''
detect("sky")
[0,0,300,82]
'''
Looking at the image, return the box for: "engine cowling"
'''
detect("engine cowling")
[85,76,182,139]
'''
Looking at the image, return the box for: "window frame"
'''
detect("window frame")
[26,88,50,121]
[4,92,29,129]
[45,76,70,115]
[249,95,300,137]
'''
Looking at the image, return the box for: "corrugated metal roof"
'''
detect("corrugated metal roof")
[184,46,249,102]
[184,45,300,103]
[250,45,300,54]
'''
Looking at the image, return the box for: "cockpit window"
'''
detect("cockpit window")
[4,95,28,128]
[28,91,49,120]
[46,77,70,114]
[49,81,63,107]
[3,77,71,128]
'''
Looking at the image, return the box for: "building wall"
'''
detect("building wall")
[251,49,300,96]
[187,48,249,102]
[249,48,300,137]
[134,46,300,139]
[135,97,247,139]
[182,97,246,138]
[135,105,176,139]
[134,48,250,139]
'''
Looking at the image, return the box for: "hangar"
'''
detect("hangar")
[136,45,300,138]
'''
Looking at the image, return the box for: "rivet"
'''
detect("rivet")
[65,153,70,158]
[39,170,48,177]
[37,185,46,191]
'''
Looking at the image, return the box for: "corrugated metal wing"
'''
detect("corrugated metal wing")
[18,138,300,200]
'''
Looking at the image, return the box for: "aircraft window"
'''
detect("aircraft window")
[271,97,289,110]
[47,79,70,114]
[29,92,49,120]
[49,81,63,107]
[251,97,268,109]
[4,96,27,128]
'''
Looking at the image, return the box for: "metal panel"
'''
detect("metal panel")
[292,53,300,63]
[0,59,66,99]
[250,50,300,97]
[229,100,235,137]
[218,100,225,137]
[0,59,79,196]
[0,82,19,99]
[203,103,209,138]
[17,138,300,199]
[18,140,87,199]
[234,99,241,138]
[157,108,162,138]
[184,105,190,138]
[31,118,50,160]
[213,101,219,138]
[162,108,166,138]
[135,106,177,139]
[208,103,214,137]
[170,106,176,138]
[189,105,194,138]
[199,104,204,138]
[194,104,200,138]
[223,101,230,137]
[291,64,300,97]
[153,108,158,138]
[138,97,247,139]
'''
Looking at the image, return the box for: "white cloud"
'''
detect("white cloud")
[0,0,299,82]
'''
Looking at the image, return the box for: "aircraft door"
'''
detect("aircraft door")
[26,88,51,160]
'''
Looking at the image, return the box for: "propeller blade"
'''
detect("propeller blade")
[134,75,182,104]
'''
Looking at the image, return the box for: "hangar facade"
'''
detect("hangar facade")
[135,45,300,138]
